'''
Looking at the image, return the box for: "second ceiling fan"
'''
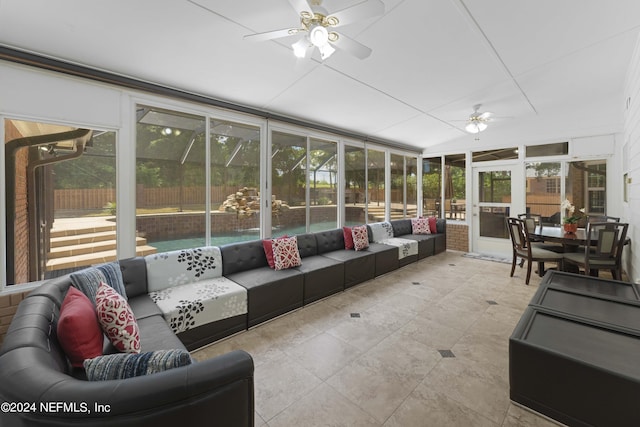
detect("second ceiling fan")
[244,0,385,60]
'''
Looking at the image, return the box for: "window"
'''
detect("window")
[344,145,366,226]
[367,148,386,222]
[309,138,337,232]
[525,142,568,157]
[210,119,261,244]
[472,147,518,162]
[406,156,418,218]
[525,162,561,225]
[444,154,465,220]
[271,131,307,235]
[565,160,607,223]
[5,119,116,284]
[390,153,405,218]
[422,157,442,218]
[136,106,207,251]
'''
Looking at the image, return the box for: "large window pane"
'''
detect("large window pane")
[406,156,418,218]
[445,154,465,220]
[136,106,206,251]
[211,119,261,244]
[345,145,366,226]
[309,138,337,231]
[525,162,561,225]
[566,160,607,223]
[422,157,442,217]
[272,131,306,235]
[5,119,117,284]
[367,148,385,222]
[390,153,404,218]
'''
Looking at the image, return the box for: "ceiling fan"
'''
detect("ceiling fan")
[464,104,493,134]
[244,0,385,60]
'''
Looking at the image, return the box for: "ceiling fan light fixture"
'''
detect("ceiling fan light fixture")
[465,121,487,134]
[309,24,329,47]
[318,42,335,59]
[292,37,311,58]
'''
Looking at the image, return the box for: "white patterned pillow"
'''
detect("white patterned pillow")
[352,225,369,251]
[144,246,222,292]
[272,236,302,270]
[95,282,140,354]
[411,218,431,234]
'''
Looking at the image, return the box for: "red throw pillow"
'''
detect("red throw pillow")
[343,226,354,249]
[263,235,288,269]
[428,217,437,234]
[95,282,140,354]
[57,287,104,367]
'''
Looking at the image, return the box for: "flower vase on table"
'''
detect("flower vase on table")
[560,198,584,235]
[563,223,578,234]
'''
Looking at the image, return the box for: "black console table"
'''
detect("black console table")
[509,271,640,427]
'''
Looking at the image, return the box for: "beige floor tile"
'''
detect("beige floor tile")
[425,357,511,424]
[191,328,286,367]
[284,332,363,380]
[253,352,323,421]
[384,383,499,427]
[268,383,380,427]
[326,315,396,351]
[327,356,422,423]
[502,403,564,427]
[398,316,466,349]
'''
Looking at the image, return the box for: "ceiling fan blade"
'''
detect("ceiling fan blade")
[478,112,493,120]
[287,0,313,17]
[332,33,372,59]
[244,27,301,42]
[327,0,385,27]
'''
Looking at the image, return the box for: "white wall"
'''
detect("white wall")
[623,34,640,283]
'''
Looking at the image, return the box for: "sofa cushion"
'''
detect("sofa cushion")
[343,226,354,249]
[144,246,223,292]
[296,233,318,258]
[57,287,103,368]
[411,218,431,234]
[429,216,437,234]
[369,222,394,242]
[83,349,192,381]
[96,282,141,354]
[352,225,369,251]
[315,229,346,254]
[380,237,419,260]
[390,219,413,237]
[220,240,269,275]
[149,277,247,334]
[272,236,303,270]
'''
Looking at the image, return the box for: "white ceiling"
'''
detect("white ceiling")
[1,0,639,153]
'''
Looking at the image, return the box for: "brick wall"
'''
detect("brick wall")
[0,289,32,347]
[446,223,469,252]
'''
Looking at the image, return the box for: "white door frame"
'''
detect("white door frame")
[471,163,523,257]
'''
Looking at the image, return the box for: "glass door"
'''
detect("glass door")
[472,164,522,256]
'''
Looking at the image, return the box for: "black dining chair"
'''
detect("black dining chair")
[586,215,620,223]
[563,221,629,280]
[517,213,563,253]
[507,217,564,285]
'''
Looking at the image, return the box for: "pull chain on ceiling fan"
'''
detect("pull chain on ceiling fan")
[244,0,385,60]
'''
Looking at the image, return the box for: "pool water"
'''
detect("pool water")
[149,221,339,252]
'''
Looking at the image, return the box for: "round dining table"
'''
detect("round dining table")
[529,225,593,248]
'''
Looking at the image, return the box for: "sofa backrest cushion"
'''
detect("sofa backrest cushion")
[369,221,394,242]
[144,246,223,292]
[296,233,318,258]
[315,229,345,254]
[390,219,412,237]
[119,257,148,298]
[436,218,446,234]
[220,240,268,275]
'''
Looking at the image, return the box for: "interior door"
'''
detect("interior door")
[472,164,522,256]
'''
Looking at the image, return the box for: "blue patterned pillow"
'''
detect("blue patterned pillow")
[70,262,127,305]
[83,349,192,381]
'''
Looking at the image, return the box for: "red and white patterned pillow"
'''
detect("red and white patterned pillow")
[351,225,369,251]
[411,218,431,234]
[95,282,140,353]
[272,236,303,271]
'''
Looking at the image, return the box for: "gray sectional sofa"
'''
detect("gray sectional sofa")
[0,218,445,426]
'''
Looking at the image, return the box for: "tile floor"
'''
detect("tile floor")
[192,251,562,427]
